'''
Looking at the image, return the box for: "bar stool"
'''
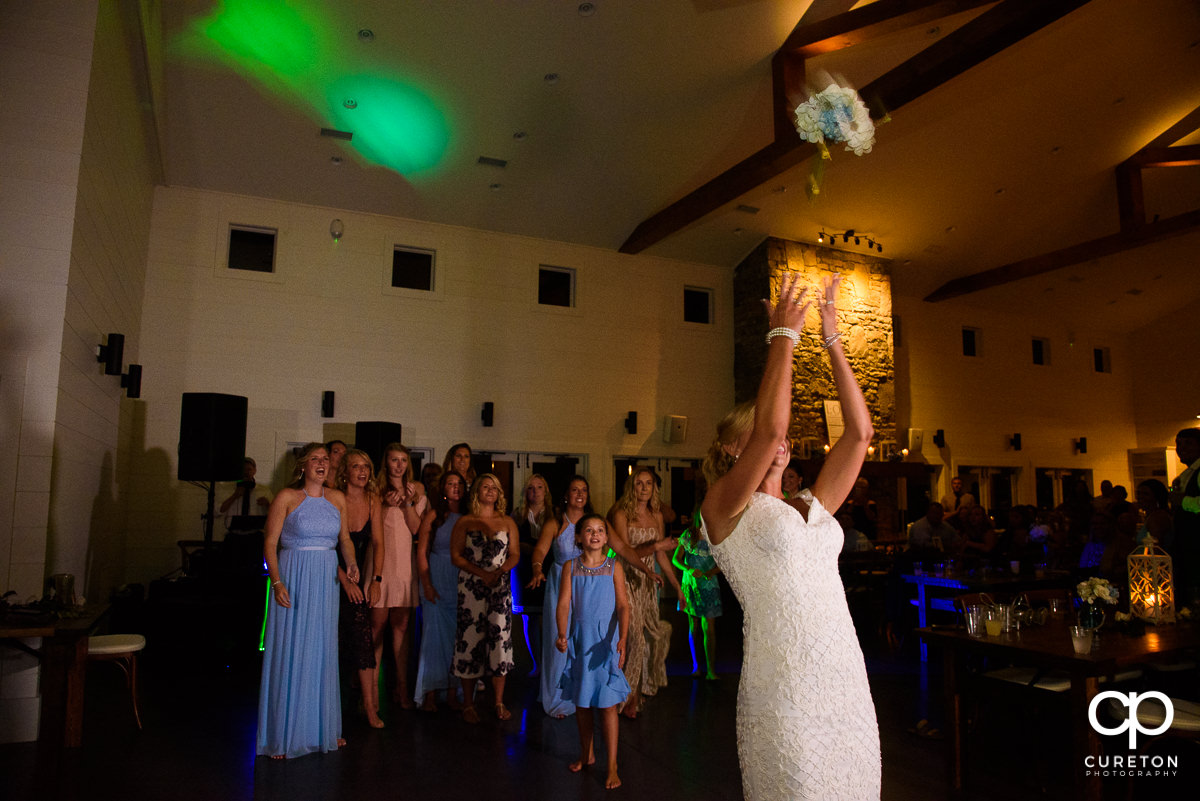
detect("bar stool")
[87,633,146,729]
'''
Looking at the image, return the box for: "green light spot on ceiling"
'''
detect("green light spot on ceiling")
[192,0,327,79]
[327,76,449,174]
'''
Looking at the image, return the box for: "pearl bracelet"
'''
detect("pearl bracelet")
[765,327,800,345]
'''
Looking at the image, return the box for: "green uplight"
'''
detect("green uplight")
[327,75,449,174]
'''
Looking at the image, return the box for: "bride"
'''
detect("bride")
[699,273,880,800]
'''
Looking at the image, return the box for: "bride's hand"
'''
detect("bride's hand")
[762,272,811,335]
[820,274,842,338]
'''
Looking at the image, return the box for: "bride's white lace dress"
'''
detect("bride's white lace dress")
[703,491,880,800]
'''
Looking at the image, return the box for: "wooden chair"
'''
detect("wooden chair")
[87,633,146,729]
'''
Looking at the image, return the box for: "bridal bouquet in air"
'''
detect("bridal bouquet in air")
[1076,577,1118,605]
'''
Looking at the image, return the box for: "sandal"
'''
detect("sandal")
[495,703,512,721]
[462,705,480,724]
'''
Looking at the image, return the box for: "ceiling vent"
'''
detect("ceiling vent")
[735,204,760,215]
[477,156,508,168]
[320,128,353,140]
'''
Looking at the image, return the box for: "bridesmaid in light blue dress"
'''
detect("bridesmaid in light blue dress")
[414,470,466,710]
[258,443,358,759]
[526,475,592,717]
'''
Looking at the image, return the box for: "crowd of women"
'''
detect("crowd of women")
[255,439,721,788]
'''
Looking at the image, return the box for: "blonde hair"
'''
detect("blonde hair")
[513,473,555,529]
[288,442,327,489]
[615,466,661,520]
[701,401,756,487]
[469,473,507,516]
[336,448,376,492]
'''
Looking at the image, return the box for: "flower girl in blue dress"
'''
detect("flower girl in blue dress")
[555,514,631,790]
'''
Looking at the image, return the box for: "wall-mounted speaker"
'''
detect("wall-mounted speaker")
[1010,433,1022,451]
[932,429,946,448]
[96,333,125,376]
[178,393,247,481]
[662,414,687,444]
[321,390,335,418]
[481,401,494,427]
[624,411,637,435]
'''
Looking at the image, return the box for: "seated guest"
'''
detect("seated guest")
[846,477,879,539]
[837,508,873,553]
[959,504,997,556]
[1078,511,1116,571]
[908,502,960,554]
[1134,479,1173,548]
[996,505,1040,564]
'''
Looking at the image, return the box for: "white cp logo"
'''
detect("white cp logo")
[1088,691,1174,749]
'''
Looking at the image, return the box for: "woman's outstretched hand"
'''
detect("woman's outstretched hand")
[820,274,842,337]
[762,272,811,335]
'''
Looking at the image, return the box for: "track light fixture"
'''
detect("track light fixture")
[818,228,884,255]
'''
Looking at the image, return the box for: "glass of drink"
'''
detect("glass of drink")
[1070,625,1093,654]
[984,607,1004,637]
[964,604,985,637]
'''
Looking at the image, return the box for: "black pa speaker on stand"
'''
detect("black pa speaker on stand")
[179,393,248,558]
[355,421,403,471]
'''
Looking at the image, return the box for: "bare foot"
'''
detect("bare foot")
[420,695,437,713]
[606,769,622,789]
[269,754,286,761]
[366,712,385,729]
[462,705,480,724]
[568,754,596,773]
[620,703,638,720]
[495,703,512,721]
[336,738,347,748]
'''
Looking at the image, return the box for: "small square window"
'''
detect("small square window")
[538,266,575,307]
[1032,337,1050,365]
[1094,347,1111,373]
[683,286,712,324]
[962,327,981,357]
[228,226,276,273]
[392,246,434,291]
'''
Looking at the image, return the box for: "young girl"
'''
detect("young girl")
[671,523,722,680]
[555,514,630,790]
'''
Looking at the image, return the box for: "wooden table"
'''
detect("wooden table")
[902,571,1072,660]
[919,620,1200,801]
[0,604,110,749]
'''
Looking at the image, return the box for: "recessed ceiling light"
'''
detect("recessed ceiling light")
[994,188,1005,195]
[927,26,941,36]
[357,28,374,42]
[773,185,787,193]
[489,183,502,191]
[578,2,596,16]
[944,225,956,233]
[1050,145,1062,154]
[513,131,527,141]
[732,227,744,235]
[1113,96,1125,105]
[544,73,560,84]
[343,98,357,109]
[330,156,343,165]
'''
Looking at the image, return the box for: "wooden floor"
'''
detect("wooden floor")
[3,595,1194,800]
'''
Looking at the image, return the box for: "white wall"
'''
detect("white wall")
[893,291,1138,504]
[1130,296,1200,453]
[128,186,734,583]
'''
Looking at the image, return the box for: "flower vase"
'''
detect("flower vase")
[1078,601,1105,632]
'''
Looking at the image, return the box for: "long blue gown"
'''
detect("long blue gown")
[257,491,342,758]
[413,511,461,703]
[539,520,581,716]
[559,555,631,709]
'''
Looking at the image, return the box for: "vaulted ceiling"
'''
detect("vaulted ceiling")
[153,0,1200,330]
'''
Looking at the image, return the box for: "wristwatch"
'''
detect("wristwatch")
[374,575,382,582]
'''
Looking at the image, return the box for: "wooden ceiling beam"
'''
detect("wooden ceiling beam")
[1125,144,1200,169]
[780,0,998,57]
[922,208,1200,302]
[620,0,1094,255]
[1144,104,1200,149]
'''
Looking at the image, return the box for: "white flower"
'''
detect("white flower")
[793,82,875,157]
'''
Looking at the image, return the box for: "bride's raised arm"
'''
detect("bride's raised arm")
[701,273,810,545]
[810,274,873,512]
